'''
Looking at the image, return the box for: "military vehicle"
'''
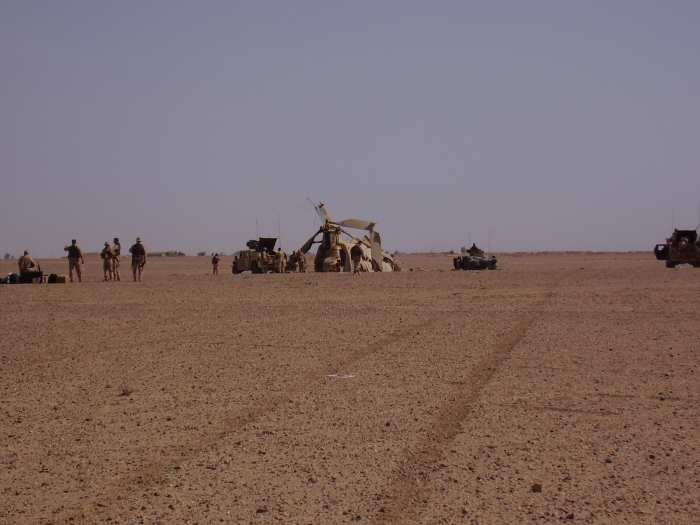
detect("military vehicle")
[453,243,498,271]
[654,229,700,268]
[232,238,287,274]
[299,201,401,272]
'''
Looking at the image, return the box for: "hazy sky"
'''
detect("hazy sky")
[1,1,699,257]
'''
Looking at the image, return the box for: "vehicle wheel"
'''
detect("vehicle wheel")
[654,244,669,260]
[250,262,261,274]
[232,265,240,275]
[665,261,676,268]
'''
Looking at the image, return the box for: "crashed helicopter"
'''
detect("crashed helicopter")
[298,201,401,272]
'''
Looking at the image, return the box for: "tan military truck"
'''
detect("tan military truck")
[654,229,700,268]
[232,238,285,274]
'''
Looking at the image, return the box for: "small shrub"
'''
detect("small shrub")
[118,385,133,396]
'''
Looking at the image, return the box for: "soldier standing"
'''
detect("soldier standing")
[297,250,306,273]
[351,241,363,274]
[64,239,85,282]
[212,253,220,275]
[129,237,147,282]
[288,251,298,272]
[275,248,285,273]
[112,238,121,281]
[100,242,115,281]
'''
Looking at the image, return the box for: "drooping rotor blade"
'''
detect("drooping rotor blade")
[338,227,357,242]
[335,219,376,231]
[308,199,332,224]
[299,230,321,254]
[370,230,384,271]
[338,227,368,247]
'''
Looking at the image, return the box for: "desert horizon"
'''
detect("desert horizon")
[1,249,664,275]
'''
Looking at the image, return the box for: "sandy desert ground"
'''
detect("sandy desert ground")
[1,252,698,524]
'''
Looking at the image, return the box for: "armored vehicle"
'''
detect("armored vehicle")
[654,229,700,268]
[453,254,498,270]
[232,238,286,274]
[453,244,498,270]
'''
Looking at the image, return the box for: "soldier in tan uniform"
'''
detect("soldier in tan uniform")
[275,248,286,273]
[18,250,42,284]
[296,250,306,273]
[100,242,115,281]
[129,237,147,282]
[18,250,37,272]
[64,239,85,282]
[351,241,363,274]
[112,238,121,281]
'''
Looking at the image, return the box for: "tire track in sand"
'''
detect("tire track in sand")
[72,314,440,523]
[374,276,566,524]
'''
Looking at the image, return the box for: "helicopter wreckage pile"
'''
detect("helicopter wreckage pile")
[299,202,401,272]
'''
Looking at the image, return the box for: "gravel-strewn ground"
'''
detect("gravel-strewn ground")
[1,252,698,524]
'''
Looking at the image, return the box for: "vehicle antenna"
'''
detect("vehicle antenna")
[256,218,259,238]
[278,214,282,250]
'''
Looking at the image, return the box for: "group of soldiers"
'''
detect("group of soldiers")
[54,237,147,282]
[276,248,307,273]
[97,238,147,282]
[16,237,376,282]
